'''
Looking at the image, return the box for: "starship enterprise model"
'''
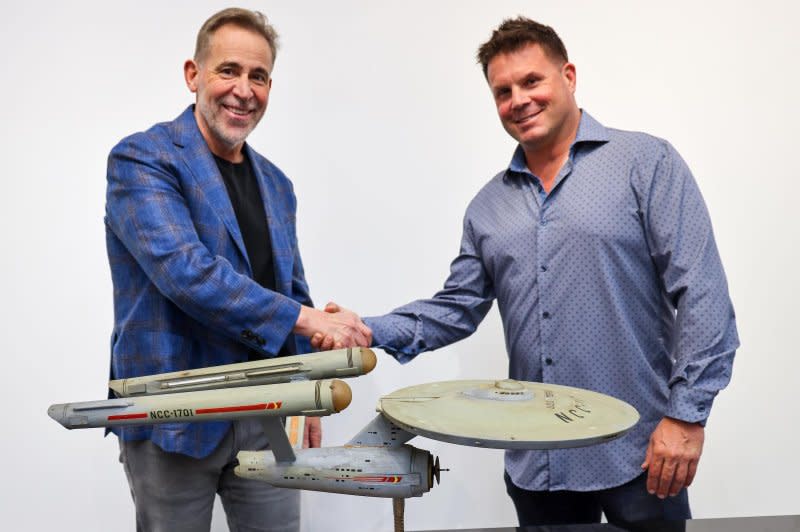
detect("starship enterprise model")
[49,347,639,531]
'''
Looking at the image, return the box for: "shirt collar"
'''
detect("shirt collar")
[507,110,610,176]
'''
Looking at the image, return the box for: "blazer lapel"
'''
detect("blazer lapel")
[170,106,250,274]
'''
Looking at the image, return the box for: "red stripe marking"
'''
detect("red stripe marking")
[353,476,402,483]
[196,403,271,415]
[108,413,148,421]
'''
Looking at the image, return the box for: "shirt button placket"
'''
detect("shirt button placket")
[544,169,562,492]
[538,208,553,378]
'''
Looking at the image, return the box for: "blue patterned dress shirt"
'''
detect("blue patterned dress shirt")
[364,111,739,491]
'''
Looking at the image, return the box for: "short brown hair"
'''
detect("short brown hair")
[477,17,568,77]
[194,8,279,65]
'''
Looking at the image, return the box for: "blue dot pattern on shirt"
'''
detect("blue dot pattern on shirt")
[364,111,738,491]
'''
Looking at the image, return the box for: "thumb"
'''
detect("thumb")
[324,301,341,313]
[641,439,653,469]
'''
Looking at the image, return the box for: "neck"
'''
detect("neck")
[211,144,245,163]
[210,143,244,163]
[523,109,581,192]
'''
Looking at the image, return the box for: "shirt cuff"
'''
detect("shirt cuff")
[253,298,302,356]
[666,382,717,425]
[363,315,419,364]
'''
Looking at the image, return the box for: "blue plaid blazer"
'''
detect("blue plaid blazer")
[105,105,313,458]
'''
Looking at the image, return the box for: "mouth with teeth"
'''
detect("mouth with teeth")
[222,104,255,119]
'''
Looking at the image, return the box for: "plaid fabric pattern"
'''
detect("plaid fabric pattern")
[105,106,313,458]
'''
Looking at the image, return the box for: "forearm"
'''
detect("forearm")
[364,218,494,362]
[664,203,738,422]
[364,291,493,363]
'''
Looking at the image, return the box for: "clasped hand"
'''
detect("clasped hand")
[295,301,371,349]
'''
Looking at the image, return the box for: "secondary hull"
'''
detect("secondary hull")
[236,445,434,498]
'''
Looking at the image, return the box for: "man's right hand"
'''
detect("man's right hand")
[309,302,367,350]
[294,303,371,349]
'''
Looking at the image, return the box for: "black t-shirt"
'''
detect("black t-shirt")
[214,154,277,292]
[215,154,288,357]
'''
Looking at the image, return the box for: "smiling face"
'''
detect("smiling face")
[184,23,273,161]
[487,42,579,155]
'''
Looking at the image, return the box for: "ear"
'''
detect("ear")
[562,62,577,93]
[184,59,199,93]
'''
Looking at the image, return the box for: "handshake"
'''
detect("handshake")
[294,302,372,350]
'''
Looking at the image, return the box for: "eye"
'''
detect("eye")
[250,72,269,85]
[218,67,236,78]
[494,87,511,100]
[525,77,539,87]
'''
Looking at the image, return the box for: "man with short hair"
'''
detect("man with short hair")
[317,17,738,527]
[106,8,371,531]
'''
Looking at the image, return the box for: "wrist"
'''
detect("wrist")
[665,416,704,429]
[293,305,316,335]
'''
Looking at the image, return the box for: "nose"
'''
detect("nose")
[232,75,254,100]
[510,86,528,110]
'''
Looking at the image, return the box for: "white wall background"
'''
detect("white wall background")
[1,1,798,530]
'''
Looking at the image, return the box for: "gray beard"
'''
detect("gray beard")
[198,100,260,148]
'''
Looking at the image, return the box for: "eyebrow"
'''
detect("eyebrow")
[215,61,271,77]
[491,70,543,88]
[214,61,240,70]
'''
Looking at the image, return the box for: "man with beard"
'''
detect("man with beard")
[105,8,371,531]
[316,17,738,528]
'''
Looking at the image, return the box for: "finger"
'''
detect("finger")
[669,460,690,497]
[641,440,653,470]
[358,323,373,345]
[337,327,367,349]
[685,459,699,487]
[321,335,336,351]
[354,330,370,348]
[324,302,341,313]
[646,455,663,496]
[356,317,371,333]
[311,333,325,350]
[657,458,677,499]
[334,330,356,348]
[310,333,324,349]
[358,329,372,347]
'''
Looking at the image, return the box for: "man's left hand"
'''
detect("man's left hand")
[641,417,704,498]
[303,417,322,448]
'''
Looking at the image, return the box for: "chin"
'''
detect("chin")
[219,125,252,144]
[515,133,541,147]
